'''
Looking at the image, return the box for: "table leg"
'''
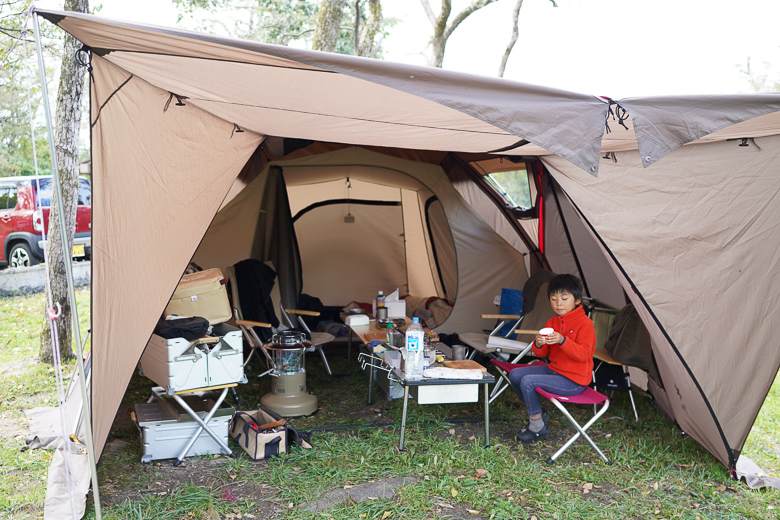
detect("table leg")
[399,385,410,450]
[483,382,490,448]
[172,387,235,466]
[367,353,374,406]
[348,329,353,362]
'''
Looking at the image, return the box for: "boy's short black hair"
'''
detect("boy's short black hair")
[547,274,583,302]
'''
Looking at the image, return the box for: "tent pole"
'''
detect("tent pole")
[32,11,102,519]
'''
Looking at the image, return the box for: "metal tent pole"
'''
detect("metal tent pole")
[31,11,102,519]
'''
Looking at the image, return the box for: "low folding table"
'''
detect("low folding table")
[359,352,495,450]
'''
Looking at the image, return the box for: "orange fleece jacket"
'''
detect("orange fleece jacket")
[533,305,596,385]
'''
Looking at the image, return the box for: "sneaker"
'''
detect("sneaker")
[516,423,550,444]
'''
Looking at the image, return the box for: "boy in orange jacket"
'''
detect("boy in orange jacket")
[509,274,596,443]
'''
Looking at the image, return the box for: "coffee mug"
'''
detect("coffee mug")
[452,345,466,360]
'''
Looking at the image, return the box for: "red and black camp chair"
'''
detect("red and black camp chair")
[491,360,611,464]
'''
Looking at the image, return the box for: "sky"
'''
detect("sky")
[33,0,780,98]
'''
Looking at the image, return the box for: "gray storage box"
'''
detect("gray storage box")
[133,395,234,463]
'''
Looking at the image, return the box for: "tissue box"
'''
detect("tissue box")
[386,300,406,318]
[345,314,369,326]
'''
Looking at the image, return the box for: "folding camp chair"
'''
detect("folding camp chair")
[491,360,611,464]
[460,270,557,403]
[226,261,336,375]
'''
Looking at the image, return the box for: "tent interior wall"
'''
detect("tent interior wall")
[33,8,780,486]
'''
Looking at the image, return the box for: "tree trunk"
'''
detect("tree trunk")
[421,0,498,68]
[356,0,382,57]
[312,0,347,52]
[39,0,89,364]
[498,0,523,77]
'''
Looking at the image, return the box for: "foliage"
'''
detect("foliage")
[741,57,780,93]
[0,1,63,178]
[172,0,388,57]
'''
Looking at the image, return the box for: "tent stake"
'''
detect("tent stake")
[32,10,102,519]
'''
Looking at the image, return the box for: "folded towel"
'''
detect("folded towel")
[422,367,484,380]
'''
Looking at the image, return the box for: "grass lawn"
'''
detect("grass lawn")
[1,289,779,519]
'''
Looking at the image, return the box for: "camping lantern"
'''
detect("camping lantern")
[261,331,318,417]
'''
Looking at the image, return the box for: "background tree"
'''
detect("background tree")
[0,0,54,176]
[39,0,89,363]
[173,0,385,57]
[419,0,498,68]
[497,0,556,77]
[741,57,780,93]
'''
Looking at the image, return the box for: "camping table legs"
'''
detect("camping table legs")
[162,383,238,466]
[397,378,492,451]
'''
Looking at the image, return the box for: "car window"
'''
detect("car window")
[78,178,91,206]
[34,178,52,207]
[0,187,9,210]
[34,178,91,207]
[7,186,17,209]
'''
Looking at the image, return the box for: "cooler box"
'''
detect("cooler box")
[165,268,231,325]
[133,394,234,463]
[140,323,245,394]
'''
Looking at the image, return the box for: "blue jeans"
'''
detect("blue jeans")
[508,364,584,417]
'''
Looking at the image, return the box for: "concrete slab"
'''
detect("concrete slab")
[0,261,90,297]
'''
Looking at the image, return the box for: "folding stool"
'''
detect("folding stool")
[535,387,611,464]
[491,360,611,464]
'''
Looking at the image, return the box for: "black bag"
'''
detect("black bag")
[154,316,210,341]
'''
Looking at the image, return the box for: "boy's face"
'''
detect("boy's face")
[549,290,580,316]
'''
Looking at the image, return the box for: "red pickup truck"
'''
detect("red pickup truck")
[0,176,92,268]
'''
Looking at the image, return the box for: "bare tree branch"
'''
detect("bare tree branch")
[443,0,497,41]
[418,0,437,26]
[498,0,523,77]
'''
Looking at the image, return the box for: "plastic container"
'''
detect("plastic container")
[376,290,385,308]
[386,322,394,347]
[404,317,425,380]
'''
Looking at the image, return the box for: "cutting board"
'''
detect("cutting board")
[443,360,487,373]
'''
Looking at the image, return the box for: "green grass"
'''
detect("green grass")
[1,289,779,519]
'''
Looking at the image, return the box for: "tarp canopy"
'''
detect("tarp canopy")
[34,8,780,478]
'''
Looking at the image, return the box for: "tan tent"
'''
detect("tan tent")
[35,7,780,488]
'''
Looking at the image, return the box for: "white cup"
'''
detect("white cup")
[539,327,554,336]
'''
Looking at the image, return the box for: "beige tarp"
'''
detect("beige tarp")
[34,7,780,478]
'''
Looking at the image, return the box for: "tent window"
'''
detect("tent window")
[485,169,532,210]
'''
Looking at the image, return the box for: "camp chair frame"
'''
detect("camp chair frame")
[593,348,639,422]
[277,304,334,375]
[491,359,611,464]
[535,387,611,465]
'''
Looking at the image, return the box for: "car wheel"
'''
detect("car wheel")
[9,243,40,268]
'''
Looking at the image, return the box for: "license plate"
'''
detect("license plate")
[72,244,85,257]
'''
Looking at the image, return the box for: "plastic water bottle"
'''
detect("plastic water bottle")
[386,322,394,347]
[404,317,425,380]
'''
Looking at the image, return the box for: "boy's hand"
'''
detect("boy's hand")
[536,332,564,346]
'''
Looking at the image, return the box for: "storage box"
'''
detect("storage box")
[165,268,231,324]
[140,323,245,394]
[229,407,287,460]
[133,396,234,463]
[360,346,404,400]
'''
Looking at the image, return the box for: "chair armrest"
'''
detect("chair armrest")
[514,329,539,335]
[480,314,521,319]
[285,308,320,317]
[236,319,272,328]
